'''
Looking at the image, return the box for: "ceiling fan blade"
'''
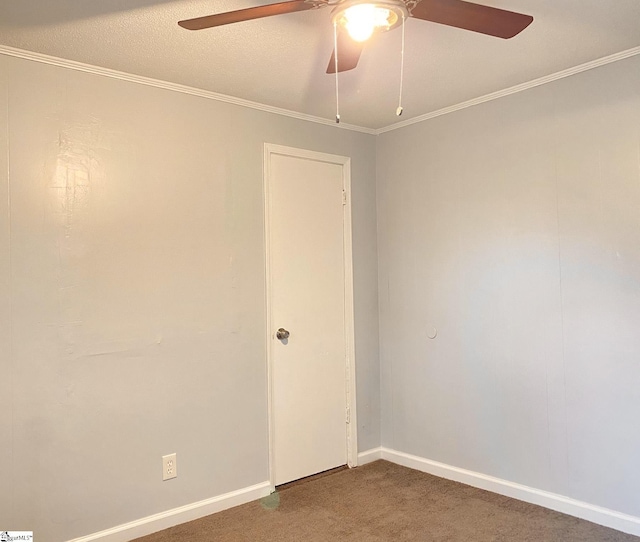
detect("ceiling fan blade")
[410,0,533,39]
[326,31,365,74]
[179,0,320,30]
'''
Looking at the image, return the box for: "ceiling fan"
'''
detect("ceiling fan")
[178,0,533,75]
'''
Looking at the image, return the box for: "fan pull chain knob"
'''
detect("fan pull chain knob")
[333,21,341,125]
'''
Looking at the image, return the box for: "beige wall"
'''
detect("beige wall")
[0,54,380,541]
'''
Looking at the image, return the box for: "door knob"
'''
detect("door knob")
[276,328,290,340]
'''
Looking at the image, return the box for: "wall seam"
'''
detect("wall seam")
[374,137,391,449]
[551,89,571,499]
[5,60,14,525]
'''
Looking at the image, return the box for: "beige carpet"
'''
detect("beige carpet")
[134,460,639,541]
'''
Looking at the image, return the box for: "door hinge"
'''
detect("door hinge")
[346,406,351,424]
[342,190,347,206]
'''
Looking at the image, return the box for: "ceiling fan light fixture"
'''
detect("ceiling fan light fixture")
[332,0,407,42]
[343,4,393,41]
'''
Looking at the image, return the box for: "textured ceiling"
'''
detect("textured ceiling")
[1,0,640,129]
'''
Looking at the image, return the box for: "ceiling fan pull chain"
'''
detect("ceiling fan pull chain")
[396,13,405,117]
[334,22,340,124]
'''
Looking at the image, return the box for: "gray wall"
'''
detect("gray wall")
[5,43,640,541]
[377,55,640,516]
[0,54,380,541]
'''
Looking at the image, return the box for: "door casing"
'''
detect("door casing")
[263,143,358,490]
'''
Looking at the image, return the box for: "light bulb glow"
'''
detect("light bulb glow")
[342,4,394,42]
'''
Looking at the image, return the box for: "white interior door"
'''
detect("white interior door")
[265,145,353,486]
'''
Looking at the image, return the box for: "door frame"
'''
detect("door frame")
[263,143,358,490]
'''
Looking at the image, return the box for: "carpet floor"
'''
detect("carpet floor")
[134,460,639,541]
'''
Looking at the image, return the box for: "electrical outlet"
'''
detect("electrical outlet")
[162,453,177,481]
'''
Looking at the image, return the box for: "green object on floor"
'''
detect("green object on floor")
[260,491,281,510]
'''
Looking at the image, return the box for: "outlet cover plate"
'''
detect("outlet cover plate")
[162,453,177,481]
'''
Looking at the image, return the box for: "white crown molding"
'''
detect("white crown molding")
[1,44,639,137]
[377,45,640,134]
[67,481,271,542]
[0,44,377,136]
[381,447,640,538]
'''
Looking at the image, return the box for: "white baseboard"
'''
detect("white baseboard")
[380,447,640,538]
[68,481,272,542]
[69,449,640,540]
[357,447,383,466]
